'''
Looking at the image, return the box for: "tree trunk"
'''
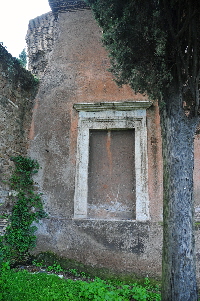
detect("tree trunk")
[160,86,198,301]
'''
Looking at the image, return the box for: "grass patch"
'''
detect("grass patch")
[0,266,161,301]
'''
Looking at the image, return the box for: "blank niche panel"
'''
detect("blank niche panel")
[88,129,136,220]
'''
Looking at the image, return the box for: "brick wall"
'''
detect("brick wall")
[0,45,38,214]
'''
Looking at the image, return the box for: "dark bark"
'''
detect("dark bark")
[160,85,199,301]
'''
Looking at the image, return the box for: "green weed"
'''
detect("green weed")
[46,263,64,273]
[0,267,161,301]
[32,260,90,278]
[68,268,79,277]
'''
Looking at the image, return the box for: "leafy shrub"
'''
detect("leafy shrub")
[0,156,46,265]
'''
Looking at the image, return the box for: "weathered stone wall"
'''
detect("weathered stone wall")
[1,0,199,281]
[26,12,55,78]
[25,0,200,281]
[0,45,38,214]
[26,5,164,280]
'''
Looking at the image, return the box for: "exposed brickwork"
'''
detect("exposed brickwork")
[0,45,38,213]
[48,0,89,14]
[26,12,55,78]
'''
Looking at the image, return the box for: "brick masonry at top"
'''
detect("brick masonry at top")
[26,12,55,77]
[48,0,89,14]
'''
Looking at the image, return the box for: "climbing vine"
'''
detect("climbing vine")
[0,156,46,265]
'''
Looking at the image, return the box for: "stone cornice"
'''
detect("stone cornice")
[73,101,153,112]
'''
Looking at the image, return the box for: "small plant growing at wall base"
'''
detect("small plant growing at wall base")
[0,156,46,265]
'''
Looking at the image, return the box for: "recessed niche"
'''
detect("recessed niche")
[73,101,152,221]
[88,129,136,219]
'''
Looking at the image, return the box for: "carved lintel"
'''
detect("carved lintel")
[73,100,152,112]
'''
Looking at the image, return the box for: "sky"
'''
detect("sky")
[0,0,51,58]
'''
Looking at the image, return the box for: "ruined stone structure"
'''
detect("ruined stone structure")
[0,45,37,221]
[25,1,164,279]
[1,0,200,281]
[26,12,55,78]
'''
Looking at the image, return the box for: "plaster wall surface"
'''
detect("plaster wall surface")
[26,7,164,278]
[26,5,200,280]
[88,129,136,220]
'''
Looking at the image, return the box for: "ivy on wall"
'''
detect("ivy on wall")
[0,156,46,265]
